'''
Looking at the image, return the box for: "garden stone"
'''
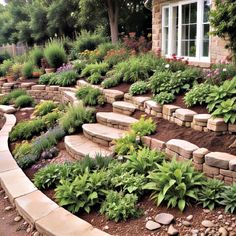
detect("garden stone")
[186,215,193,221]
[202,220,214,228]
[14,216,22,222]
[167,225,179,235]
[145,220,161,230]
[5,206,13,211]
[175,108,197,122]
[182,220,191,227]
[218,215,223,220]
[155,213,174,225]
[33,232,40,236]
[219,227,228,236]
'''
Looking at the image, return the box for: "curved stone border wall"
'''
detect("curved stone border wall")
[0,111,110,236]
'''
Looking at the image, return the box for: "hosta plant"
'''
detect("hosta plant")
[198,178,225,210]
[100,191,141,222]
[144,158,204,211]
[221,183,236,213]
[154,92,175,105]
[129,81,149,96]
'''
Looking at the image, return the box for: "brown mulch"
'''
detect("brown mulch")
[134,110,236,155]
[14,109,34,123]
[109,83,131,93]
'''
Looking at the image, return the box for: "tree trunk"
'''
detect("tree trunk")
[107,0,119,43]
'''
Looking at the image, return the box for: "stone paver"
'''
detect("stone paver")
[36,207,110,236]
[0,105,16,114]
[144,100,162,112]
[175,109,197,122]
[31,85,46,90]
[65,135,112,159]
[205,152,236,169]
[82,123,125,142]
[112,101,136,112]
[229,160,236,171]
[2,82,16,88]
[103,89,124,99]
[193,114,211,123]
[15,190,59,224]
[0,151,18,173]
[207,118,228,132]
[166,139,199,159]
[162,105,180,116]
[96,112,137,128]
[0,169,37,204]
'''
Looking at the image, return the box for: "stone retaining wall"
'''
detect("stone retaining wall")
[124,93,235,135]
[142,136,236,184]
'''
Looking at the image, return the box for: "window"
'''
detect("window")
[161,0,211,61]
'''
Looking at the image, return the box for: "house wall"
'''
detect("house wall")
[152,0,231,67]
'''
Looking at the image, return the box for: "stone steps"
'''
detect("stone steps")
[82,123,125,147]
[65,135,113,159]
[112,101,136,115]
[96,112,137,130]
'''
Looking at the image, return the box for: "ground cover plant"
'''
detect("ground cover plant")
[0,89,27,105]
[154,92,175,105]
[129,81,149,96]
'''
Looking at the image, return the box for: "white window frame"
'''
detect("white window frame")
[161,0,211,62]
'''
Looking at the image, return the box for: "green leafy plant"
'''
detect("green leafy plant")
[101,77,122,89]
[22,62,34,79]
[100,191,141,222]
[49,70,78,87]
[0,59,14,76]
[34,100,58,117]
[131,116,156,136]
[76,85,105,106]
[198,178,225,210]
[113,131,140,156]
[39,73,56,85]
[221,183,236,213]
[15,95,35,108]
[144,159,204,211]
[55,169,108,213]
[42,111,62,128]
[126,147,166,174]
[0,89,26,105]
[44,40,67,68]
[129,81,149,96]
[29,47,44,67]
[87,72,102,85]
[154,92,175,105]
[81,62,109,77]
[13,141,32,160]
[59,104,95,134]
[184,83,211,107]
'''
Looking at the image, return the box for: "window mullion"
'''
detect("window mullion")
[196,0,202,60]
[178,4,182,57]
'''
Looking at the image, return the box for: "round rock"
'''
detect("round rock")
[202,220,214,228]
[14,216,22,222]
[155,213,174,225]
[219,227,228,236]
[182,220,191,227]
[186,215,193,221]
[145,220,161,231]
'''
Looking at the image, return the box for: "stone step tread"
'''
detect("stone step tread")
[0,105,16,114]
[82,123,125,141]
[65,135,112,158]
[96,112,137,126]
[112,101,136,111]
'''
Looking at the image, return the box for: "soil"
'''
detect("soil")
[14,109,34,123]
[0,188,27,236]
[109,83,131,93]
[134,110,236,155]
[79,196,236,236]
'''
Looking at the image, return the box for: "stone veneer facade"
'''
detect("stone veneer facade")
[152,0,231,67]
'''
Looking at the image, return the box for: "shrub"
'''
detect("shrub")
[87,72,102,85]
[100,191,141,222]
[129,81,149,96]
[49,70,78,87]
[17,154,39,169]
[144,158,204,211]
[22,62,34,79]
[34,101,58,117]
[184,83,211,107]
[11,63,23,79]
[74,30,107,53]
[101,77,121,89]
[44,40,67,68]
[81,62,109,77]
[113,131,140,156]
[10,119,45,141]
[126,147,166,175]
[15,95,35,108]
[29,47,44,67]
[55,169,108,213]
[72,60,87,74]
[59,104,95,134]
[0,51,11,64]
[154,92,175,105]
[42,111,62,128]
[221,183,236,213]
[13,141,32,159]
[104,48,129,67]
[0,89,26,105]
[198,178,225,210]
[0,59,13,76]
[131,116,156,136]
[76,86,105,106]
[39,73,56,85]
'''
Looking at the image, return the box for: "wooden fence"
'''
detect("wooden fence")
[0,44,28,56]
